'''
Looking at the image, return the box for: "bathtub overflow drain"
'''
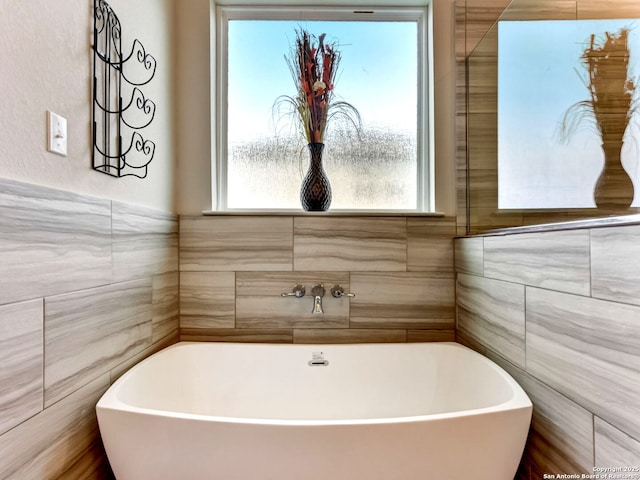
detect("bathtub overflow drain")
[308,351,329,366]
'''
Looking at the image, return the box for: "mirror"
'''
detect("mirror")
[459,0,640,233]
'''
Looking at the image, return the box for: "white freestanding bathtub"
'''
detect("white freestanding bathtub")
[97,342,531,480]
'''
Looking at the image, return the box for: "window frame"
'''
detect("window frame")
[213,4,433,212]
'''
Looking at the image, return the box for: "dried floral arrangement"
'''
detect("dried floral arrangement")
[558,27,638,208]
[274,29,361,144]
[559,28,637,144]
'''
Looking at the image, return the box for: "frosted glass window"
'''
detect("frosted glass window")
[498,19,640,209]
[222,15,421,210]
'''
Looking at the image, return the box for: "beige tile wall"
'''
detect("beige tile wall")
[7,173,638,480]
[0,177,179,480]
[179,215,457,344]
[455,225,640,478]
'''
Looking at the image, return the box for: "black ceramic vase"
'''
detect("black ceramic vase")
[594,141,634,209]
[300,143,332,211]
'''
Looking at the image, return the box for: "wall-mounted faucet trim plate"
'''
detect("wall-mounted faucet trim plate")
[281,283,355,314]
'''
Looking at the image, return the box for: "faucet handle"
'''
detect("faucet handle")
[281,284,306,298]
[330,285,355,298]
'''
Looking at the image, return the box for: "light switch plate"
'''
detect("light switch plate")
[47,111,67,156]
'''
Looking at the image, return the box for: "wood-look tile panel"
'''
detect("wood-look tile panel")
[456,273,525,368]
[467,180,528,233]
[454,2,466,62]
[484,230,591,295]
[464,1,509,55]
[56,440,112,480]
[521,210,613,227]
[112,202,178,281]
[44,279,152,407]
[180,328,293,343]
[470,338,594,473]
[293,328,406,344]
[293,217,406,272]
[152,272,179,342]
[406,217,455,273]
[578,0,640,19]
[468,207,525,234]
[508,365,593,473]
[0,299,43,435]
[455,78,467,131]
[180,216,293,271]
[591,225,640,306]
[595,417,640,466]
[526,287,640,440]
[467,114,497,169]
[109,333,178,383]
[467,165,523,229]
[0,374,109,480]
[455,109,469,235]
[0,178,112,305]
[456,331,493,360]
[180,271,235,329]
[350,273,455,329]
[500,0,577,20]
[454,237,484,275]
[467,20,498,57]
[468,168,499,209]
[407,329,456,342]
[467,56,497,115]
[236,272,349,329]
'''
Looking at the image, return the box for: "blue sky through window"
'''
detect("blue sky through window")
[228,20,418,142]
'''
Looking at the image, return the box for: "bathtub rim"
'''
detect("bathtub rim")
[97,341,532,427]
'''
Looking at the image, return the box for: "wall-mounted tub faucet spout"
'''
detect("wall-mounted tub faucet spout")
[310,284,325,314]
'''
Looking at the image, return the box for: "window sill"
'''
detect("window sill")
[202,210,445,217]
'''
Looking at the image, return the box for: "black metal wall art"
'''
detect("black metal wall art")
[92,0,156,178]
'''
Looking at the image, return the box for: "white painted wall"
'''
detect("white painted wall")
[174,0,457,214]
[175,0,214,214]
[0,0,176,212]
[431,0,457,216]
